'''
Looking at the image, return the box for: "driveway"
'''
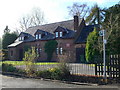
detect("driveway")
[1,74,120,89]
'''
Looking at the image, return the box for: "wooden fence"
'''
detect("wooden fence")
[95,55,120,79]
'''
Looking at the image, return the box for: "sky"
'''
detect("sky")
[0,0,119,38]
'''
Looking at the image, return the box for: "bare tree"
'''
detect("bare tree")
[30,8,45,26]
[67,3,89,18]
[17,7,45,33]
[18,15,32,32]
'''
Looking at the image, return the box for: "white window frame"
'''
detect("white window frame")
[36,48,39,54]
[60,47,63,55]
[40,48,42,52]
[39,34,41,39]
[35,34,38,40]
[22,37,24,40]
[60,32,62,37]
[55,32,58,38]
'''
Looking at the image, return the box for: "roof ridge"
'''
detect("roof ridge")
[28,19,73,29]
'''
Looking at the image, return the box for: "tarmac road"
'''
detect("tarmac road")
[0,74,120,89]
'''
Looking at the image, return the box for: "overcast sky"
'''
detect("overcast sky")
[0,0,119,38]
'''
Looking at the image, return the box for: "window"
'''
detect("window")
[60,32,62,37]
[39,34,41,39]
[40,48,42,52]
[36,48,38,53]
[19,37,21,41]
[22,37,24,40]
[10,50,13,56]
[55,32,58,38]
[35,34,38,39]
[56,47,63,55]
[36,48,39,57]
[60,47,63,55]
[56,48,59,55]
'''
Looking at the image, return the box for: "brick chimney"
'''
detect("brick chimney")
[74,15,79,31]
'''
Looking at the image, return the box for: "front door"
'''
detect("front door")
[76,48,85,63]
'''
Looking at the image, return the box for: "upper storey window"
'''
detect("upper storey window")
[39,34,41,39]
[35,34,42,40]
[22,37,24,40]
[60,32,62,37]
[19,37,21,41]
[55,32,58,38]
[19,36,24,41]
[35,34,38,39]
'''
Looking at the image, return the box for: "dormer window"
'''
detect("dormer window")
[55,32,58,38]
[39,34,41,39]
[19,36,24,41]
[35,34,38,39]
[19,37,21,41]
[60,32,62,37]
[22,37,24,40]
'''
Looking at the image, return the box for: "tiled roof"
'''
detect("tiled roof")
[34,29,46,35]
[15,32,35,42]
[54,26,68,33]
[62,29,75,39]
[25,20,75,36]
[75,24,99,43]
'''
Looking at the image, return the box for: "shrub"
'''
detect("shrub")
[35,70,51,79]
[44,40,58,61]
[17,69,26,75]
[2,49,8,60]
[23,47,37,76]
[2,63,17,72]
[50,68,62,80]
[57,56,71,80]
[49,64,70,80]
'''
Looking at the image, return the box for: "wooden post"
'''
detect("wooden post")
[109,55,112,78]
[118,55,120,80]
[95,63,97,75]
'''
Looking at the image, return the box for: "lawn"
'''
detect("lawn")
[1,61,59,66]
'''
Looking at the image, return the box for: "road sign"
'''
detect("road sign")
[104,39,107,44]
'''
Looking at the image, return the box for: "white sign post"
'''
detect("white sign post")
[99,30,106,79]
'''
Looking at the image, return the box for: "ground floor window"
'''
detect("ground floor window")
[56,47,63,55]
[60,47,63,55]
[36,48,42,56]
[10,50,13,56]
[56,48,59,55]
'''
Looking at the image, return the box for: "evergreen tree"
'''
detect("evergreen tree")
[2,26,18,59]
[86,4,105,25]
[103,3,120,54]
[85,28,99,63]
[44,40,58,61]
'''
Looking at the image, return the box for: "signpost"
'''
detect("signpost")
[99,30,107,79]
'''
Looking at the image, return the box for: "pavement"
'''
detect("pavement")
[0,74,120,89]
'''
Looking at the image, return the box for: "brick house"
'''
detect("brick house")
[8,16,99,62]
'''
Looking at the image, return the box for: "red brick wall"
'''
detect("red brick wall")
[8,39,85,62]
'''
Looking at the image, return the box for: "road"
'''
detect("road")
[0,74,120,89]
